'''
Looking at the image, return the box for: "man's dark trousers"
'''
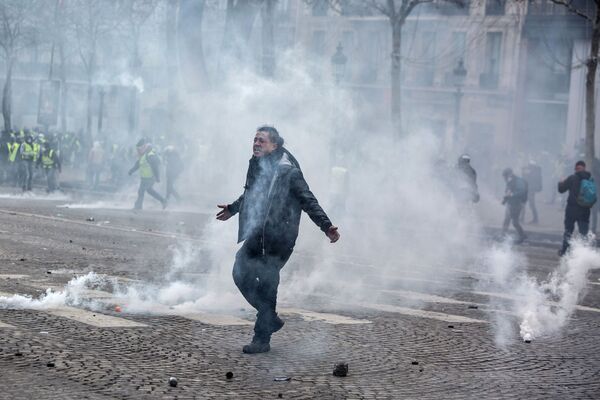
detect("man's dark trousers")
[503,203,525,239]
[561,205,590,254]
[134,178,165,209]
[232,240,291,341]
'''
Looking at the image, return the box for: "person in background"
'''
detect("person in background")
[37,142,61,193]
[128,138,167,210]
[501,168,528,244]
[558,160,596,256]
[521,160,542,224]
[87,141,105,190]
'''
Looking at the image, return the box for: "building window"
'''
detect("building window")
[415,31,436,86]
[485,0,505,15]
[311,0,328,16]
[481,32,502,90]
[311,30,326,57]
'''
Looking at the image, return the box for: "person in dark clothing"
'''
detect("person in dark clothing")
[128,138,167,210]
[558,160,593,256]
[591,158,600,234]
[501,168,528,243]
[456,154,480,204]
[217,126,340,354]
[163,146,183,202]
[522,160,542,224]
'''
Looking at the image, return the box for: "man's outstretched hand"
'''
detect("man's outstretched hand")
[326,226,340,243]
[216,204,232,221]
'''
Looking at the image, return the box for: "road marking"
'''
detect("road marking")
[46,306,147,328]
[0,320,14,328]
[361,303,487,324]
[279,308,371,324]
[377,289,472,305]
[0,274,30,280]
[472,291,600,313]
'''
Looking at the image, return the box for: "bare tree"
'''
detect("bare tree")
[306,0,464,139]
[178,0,210,91]
[261,0,277,78]
[549,0,599,169]
[0,0,39,131]
[220,0,262,70]
[122,0,160,135]
[66,0,122,140]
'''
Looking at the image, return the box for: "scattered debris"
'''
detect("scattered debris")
[273,377,291,382]
[226,371,233,379]
[86,217,95,222]
[278,394,283,398]
[524,339,532,344]
[523,333,532,343]
[419,368,424,372]
[14,352,22,357]
[333,362,348,377]
[447,325,455,329]
[69,240,73,243]
[467,305,478,309]
[411,361,419,365]
[39,331,49,335]
[82,247,86,250]
[46,271,52,275]
[46,362,55,368]
[19,258,25,262]
[168,377,178,387]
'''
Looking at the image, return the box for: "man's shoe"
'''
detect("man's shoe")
[242,340,270,354]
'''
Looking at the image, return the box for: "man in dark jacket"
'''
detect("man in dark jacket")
[522,160,542,224]
[217,126,339,354]
[501,168,528,243]
[558,160,592,256]
[128,138,167,210]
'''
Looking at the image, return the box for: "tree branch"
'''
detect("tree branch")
[549,0,593,22]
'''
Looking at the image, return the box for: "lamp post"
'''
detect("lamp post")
[330,42,347,166]
[453,58,467,152]
[331,42,347,86]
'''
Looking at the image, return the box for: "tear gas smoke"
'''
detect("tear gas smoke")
[482,239,600,344]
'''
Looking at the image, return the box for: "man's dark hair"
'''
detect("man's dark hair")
[257,125,284,148]
[576,160,586,168]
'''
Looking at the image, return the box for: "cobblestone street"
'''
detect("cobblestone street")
[0,193,599,399]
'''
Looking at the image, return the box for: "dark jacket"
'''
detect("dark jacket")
[228,148,332,255]
[523,164,542,193]
[558,170,592,207]
[504,175,528,206]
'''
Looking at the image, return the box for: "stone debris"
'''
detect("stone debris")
[273,377,291,382]
[411,361,419,365]
[226,371,233,379]
[333,363,348,377]
[168,377,178,387]
[86,217,95,222]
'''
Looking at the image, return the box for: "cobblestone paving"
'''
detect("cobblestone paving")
[0,196,598,399]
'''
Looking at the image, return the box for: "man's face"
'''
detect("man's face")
[136,145,145,156]
[253,131,277,157]
[575,164,586,173]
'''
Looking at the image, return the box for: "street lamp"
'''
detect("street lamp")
[453,58,467,152]
[331,42,347,85]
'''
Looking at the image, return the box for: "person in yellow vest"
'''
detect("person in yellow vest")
[128,138,167,210]
[37,143,61,193]
[19,135,37,191]
[7,134,20,186]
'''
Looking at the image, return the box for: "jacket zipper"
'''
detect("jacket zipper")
[262,170,280,256]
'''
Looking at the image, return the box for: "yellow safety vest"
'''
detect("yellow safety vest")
[33,143,40,161]
[139,151,155,179]
[21,143,36,160]
[8,143,19,162]
[41,150,55,168]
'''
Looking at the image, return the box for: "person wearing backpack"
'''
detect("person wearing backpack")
[501,168,528,244]
[558,160,597,256]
